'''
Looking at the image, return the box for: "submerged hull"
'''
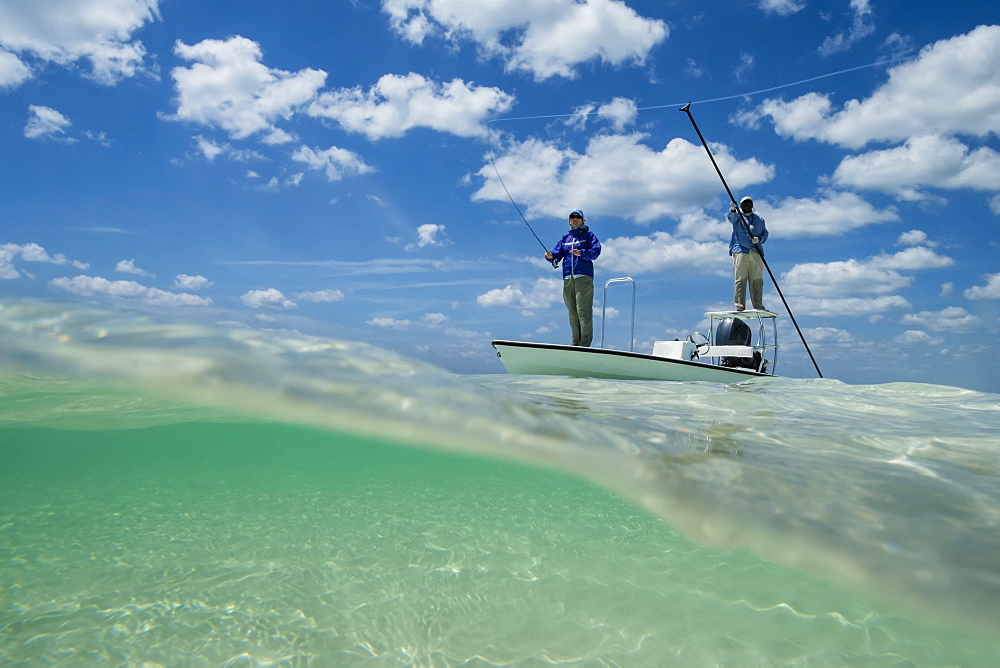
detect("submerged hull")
[491,340,769,383]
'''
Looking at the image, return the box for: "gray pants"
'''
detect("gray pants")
[733,250,765,310]
[563,275,595,346]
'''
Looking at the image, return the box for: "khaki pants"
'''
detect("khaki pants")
[733,250,764,310]
[563,275,595,346]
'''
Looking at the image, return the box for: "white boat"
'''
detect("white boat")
[492,278,779,382]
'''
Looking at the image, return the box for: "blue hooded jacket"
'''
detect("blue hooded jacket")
[551,226,601,278]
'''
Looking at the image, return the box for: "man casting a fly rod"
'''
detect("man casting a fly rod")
[545,209,602,347]
[728,196,768,312]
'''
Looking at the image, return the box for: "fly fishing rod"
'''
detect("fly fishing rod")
[680,102,823,378]
[486,122,560,268]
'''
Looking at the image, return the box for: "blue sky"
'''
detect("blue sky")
[2,0,998,391]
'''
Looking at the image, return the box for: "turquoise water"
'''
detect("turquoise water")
[2,301,999,665]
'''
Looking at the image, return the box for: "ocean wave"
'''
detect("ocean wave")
[2,299,999,644]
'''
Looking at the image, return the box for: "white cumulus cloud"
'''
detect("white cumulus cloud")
[867,247,954,272]
[174,274,212,290]
[780,233,957,319]
[166,36,326,140]
[291,145,374,182]
[115,259,153,277]
[783,258,914,298]
[24,105,75,141]
[367,316,413,330]
[963,273,1000,300]
[405,224,449,251]
[758,0,805,16]
[0,48,31,87]
[194,135,227,161]
[0,242,88,279]
[477,277,562,312]
[598,98,638,132]
[762,190,899,238]
[897,230,931,246]
[475,134,774,223]
[901,306,981,334]
[296,289,345,303]
[381,0,668,81]
[49,275,212,306]
[831,135,1000,200]
[600,232,723,276]
[741,25,1000,149]
[566,97,639,133]
[240,288,297,309]
[309,72,514,139]
[818,0,875,57]
[792,295,912,318]
[0,0,160,86]
[894,330,944,346]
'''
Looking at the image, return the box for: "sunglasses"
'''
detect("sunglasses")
[569,215,583,220]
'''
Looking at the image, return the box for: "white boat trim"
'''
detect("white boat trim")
[491,340,770,383]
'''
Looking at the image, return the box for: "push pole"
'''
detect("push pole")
[679,102,823,378]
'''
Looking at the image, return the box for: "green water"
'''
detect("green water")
[3,420,996,665]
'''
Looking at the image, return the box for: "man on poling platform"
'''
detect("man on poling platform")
[728,196,768,312]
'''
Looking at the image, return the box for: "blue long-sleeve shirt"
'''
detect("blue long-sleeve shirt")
[728,211,768,255]
[551,226,601,278]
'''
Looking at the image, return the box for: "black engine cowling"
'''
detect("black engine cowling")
[716,318,761,371]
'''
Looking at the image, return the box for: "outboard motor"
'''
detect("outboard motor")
[716,318,761,371]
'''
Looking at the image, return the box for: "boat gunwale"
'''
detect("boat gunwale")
[490,339,768,379]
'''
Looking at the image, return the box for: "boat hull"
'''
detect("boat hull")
[491,340,768,383]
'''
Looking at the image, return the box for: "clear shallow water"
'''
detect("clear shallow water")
[1,301,999,665]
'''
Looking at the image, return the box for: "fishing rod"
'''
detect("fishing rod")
[679,102,823,378]
[486,122,560,268]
